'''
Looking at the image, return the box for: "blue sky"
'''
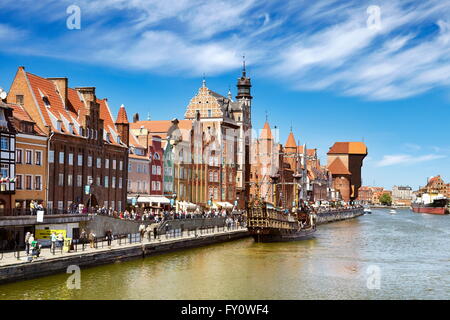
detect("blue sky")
[0,0,449,190]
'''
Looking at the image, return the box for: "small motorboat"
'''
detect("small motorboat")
[363,207,372,214]
[389,209,397,214]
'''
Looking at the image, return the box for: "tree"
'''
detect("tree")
[379,193,392,206]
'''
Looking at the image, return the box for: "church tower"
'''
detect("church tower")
[234,57,253,209]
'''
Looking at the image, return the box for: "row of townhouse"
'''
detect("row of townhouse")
[124,66,253,212]
[0,67,129,215]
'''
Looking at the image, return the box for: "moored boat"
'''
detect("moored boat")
[412,194,449,215]
[247,199,316,243]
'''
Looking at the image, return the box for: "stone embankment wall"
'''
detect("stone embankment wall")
[316,209,364,225]
[0,230,249,285]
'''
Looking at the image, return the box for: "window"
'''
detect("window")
[214,171,219,182]
[156,181,161,191]
[49,150,54,163]
[0,137,9,151]
[26,175,32,190]
[25,150,32,164]
[154,153,160,160]
[35,151,42,166]
[96,176,101,186]
[43,96,51,108]
[209,171,213,182]
[97,158,101,169]
[78,154,83,166]
[119,161,123,170]
[214,187,219,200]
[157,166,161,175]
[152,165,156,175]
[35,176,42,190]
[88,155,92,167]
[105,159,109,169]
[58,201,63,210]
[67,174,73,186]
[112,177,116,188]
[151,181,155,190]
[113,159,116,170]
[16,175,22,189]
[58,173,64,186]
[104,176,109,188]
[16,149,23,164]
[77,175,82,187]
[117,201,122,212]
[59,152,64,164]
[128,162,132,172]
[119,178,122,189]
[68,153,73,166]
[16,95,24,105]
[0,164,8,179]
[47,201,53,210]
[208,109,212,117]
[137,181,141,191]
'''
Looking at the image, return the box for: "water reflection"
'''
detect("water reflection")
[0,209,449,299]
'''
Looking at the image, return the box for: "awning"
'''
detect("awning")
[179,201,197,210]
[132,196,171,204]
[216,202,233,209]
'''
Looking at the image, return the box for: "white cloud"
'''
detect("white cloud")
[2,0,450,100]
[376,154,446,167]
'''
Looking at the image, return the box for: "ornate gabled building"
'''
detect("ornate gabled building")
[327,142,367,202]
[6,67,129,213]
[184,63,252,209]
[184,78,241,207]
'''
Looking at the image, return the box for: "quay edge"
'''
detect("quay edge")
[0,230,249,286]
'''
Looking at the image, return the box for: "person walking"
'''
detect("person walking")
[57,232,64,249]
[105,229,113,247]
[25,232,31,255]
[50,232,57,253]
[88,231,95,248]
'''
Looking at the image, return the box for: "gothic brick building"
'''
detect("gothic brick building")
[327,142,367,202]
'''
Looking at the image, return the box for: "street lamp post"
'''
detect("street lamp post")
[87,176,93,213]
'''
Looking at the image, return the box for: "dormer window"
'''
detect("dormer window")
[43,96,51,108]
[56,120,62,131]
[69,123,74,134]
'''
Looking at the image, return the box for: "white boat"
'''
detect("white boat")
[389,209,397,214]
[363,207,372,214]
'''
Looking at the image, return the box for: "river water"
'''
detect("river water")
[1,208,449,300]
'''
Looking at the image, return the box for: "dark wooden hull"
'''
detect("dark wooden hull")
[248,227,316,243]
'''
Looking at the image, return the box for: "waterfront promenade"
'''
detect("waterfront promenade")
[0,225,248,284]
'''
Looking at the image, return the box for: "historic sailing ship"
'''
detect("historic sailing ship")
[247,197,316,242]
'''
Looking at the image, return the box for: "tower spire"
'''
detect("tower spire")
[202,73,206,88]
[242,55,246,77]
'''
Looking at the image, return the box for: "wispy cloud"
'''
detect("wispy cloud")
[2,0,450,99]
[376,154,446,167]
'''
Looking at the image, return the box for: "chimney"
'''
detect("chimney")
[75,87,96,105]
[133,113,139,123]
[48,78,69,109]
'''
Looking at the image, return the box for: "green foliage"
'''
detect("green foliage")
[379,193,392,206]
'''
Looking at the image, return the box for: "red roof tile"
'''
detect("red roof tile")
[116,104,129,124]
[259,122,273,140]
[327,157,350,175]
[285,132,296,148]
